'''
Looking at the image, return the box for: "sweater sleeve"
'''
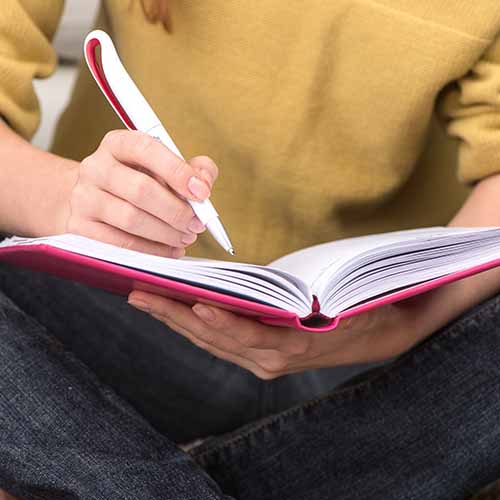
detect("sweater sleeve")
[437,33,500,184]
[0,0,64,140]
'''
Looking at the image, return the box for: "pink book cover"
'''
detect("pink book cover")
[0,243,499,332]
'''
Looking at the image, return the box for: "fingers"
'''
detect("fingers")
[130,292,253,353]
[80,156,207,234]
[127,292,313,379]
[0,491,17,500]
[189,155,219,185]
[99,130,218,201]
[67,218,185,258]
[131,296,279,379]
[151,311,264,375]
[132,290,308,354]
[191,303,311,355]
[70,130,219,254]
[73,183,197,248]
[127,291,407,379]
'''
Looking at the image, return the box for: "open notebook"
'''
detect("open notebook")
[1,226,500,331]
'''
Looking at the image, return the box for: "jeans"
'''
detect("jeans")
[1,264,500,499]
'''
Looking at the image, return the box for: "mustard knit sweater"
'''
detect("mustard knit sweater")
[2,1,500,263]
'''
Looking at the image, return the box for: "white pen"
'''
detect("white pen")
[84,30,234,255]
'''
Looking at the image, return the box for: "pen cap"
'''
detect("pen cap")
[84,30,184,159]
[84,30,161,134]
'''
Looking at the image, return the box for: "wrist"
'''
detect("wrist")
[0,122,80,237]
[402,276,497,342]
[16,157,80,237]
[49,159,80,236]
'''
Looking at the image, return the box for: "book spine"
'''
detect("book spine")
[312,295,321,313]
[260,296,338,332]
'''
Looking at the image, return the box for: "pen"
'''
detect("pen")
[84,30,234,255]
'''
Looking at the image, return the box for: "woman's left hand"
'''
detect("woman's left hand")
[129,176,500,379]
[127,289,445,379]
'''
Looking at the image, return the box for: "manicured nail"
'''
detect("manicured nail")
[188,176,210,200]
[192,304,216,323]
[181,233,197,245]
[199,168,215,185]
[172,247,186,259]
[188,217,206,233]
[128,299,150,313]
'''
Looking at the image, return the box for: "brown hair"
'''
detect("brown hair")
[139,0,171,31]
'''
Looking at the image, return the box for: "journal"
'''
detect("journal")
[1,227,500,331]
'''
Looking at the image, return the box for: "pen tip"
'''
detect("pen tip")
[229,248,235,256]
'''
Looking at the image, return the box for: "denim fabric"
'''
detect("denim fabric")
[193,294,500,500]
[0,286,230,500]
[0,264,365,443]
[1,264,500,499]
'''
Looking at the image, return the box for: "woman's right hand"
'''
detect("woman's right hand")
[65,130,218,258]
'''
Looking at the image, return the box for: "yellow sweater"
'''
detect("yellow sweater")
[2,0,500,263]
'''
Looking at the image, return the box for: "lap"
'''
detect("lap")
[3,262,500,499]
[0,283,228,500]
[0,263,354,441]
[192,292,500,499]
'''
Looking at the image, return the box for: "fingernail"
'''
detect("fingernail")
[172,247,186,259]
[193,304,216,323]
[188,217,206,233]
[128,299,150,313]
[181,233,197,245]
[188,176,210,200]
[199,168,214,186]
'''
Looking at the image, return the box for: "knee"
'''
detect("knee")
[0,289,46,356]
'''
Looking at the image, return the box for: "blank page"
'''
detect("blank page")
[0,234,313,315]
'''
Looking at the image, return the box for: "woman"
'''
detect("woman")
[2,0,500,498]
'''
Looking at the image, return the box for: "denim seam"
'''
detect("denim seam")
[0,292,22,320]
[192,293,500,464]
[0,299,62,357]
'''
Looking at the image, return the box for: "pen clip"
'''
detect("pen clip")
[84,30,161,133]
[84,35,135,130]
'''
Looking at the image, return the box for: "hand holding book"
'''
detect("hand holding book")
[123,176,500,378]
[3,225,500,376]
[126,274,458,380]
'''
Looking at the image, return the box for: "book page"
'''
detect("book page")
[269,227,462,288]
[5,227,499,320]
[0,234,313,316]
[315,228,500,316]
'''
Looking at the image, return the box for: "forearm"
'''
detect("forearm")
[411,174,500,339]
[448,174,500,302]
[0,121,78,236]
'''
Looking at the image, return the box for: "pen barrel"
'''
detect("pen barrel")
[190,199,219,225]
[147,125,219,225]
[146,123,183,160]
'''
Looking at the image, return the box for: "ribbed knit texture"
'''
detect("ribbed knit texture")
[2,1,500,263]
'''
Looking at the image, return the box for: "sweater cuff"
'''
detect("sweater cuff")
[438,33,500,185]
